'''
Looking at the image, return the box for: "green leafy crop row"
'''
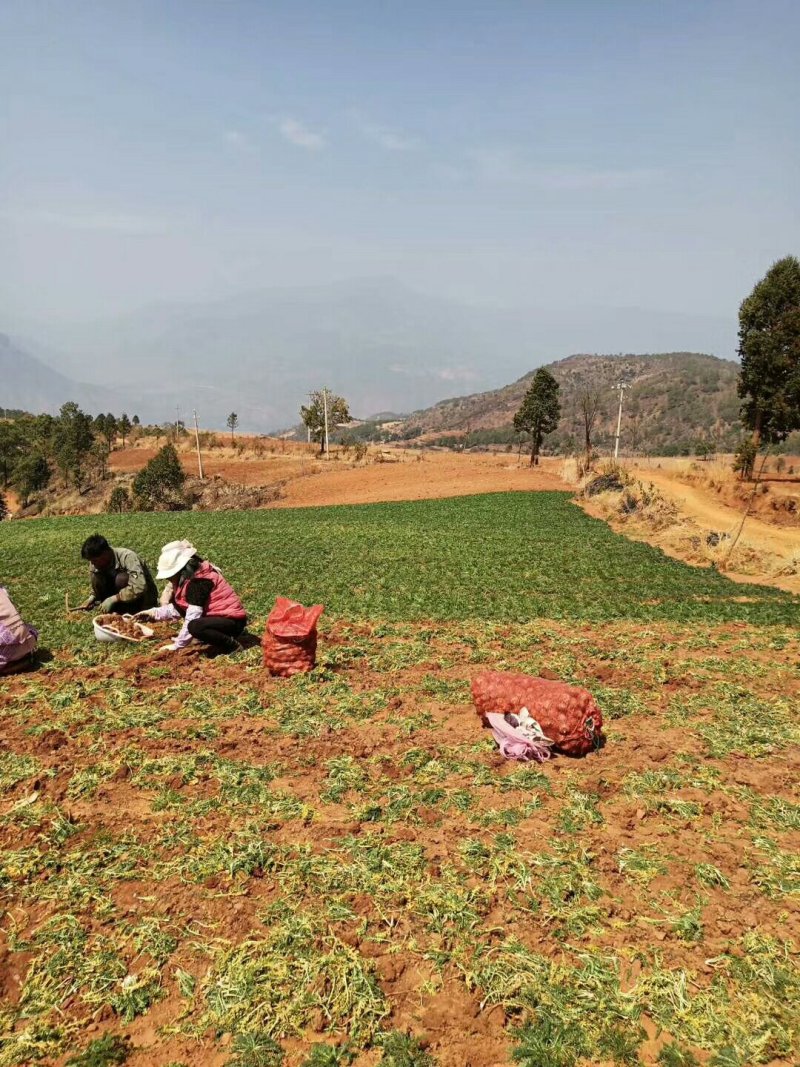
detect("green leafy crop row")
[1,494,796,654]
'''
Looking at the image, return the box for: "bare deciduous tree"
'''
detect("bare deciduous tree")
[630,411,642,452]
[580,391,602,461]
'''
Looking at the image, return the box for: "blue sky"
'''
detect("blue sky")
[1,0,798,331]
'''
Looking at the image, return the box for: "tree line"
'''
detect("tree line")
[0,405,195,515]
[0,405,138,505]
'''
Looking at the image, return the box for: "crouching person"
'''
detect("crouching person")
[0,585,39,676]
[140,540,247,654]
[79,534,158,615]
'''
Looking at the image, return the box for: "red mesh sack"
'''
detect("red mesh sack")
[472,670,603,757]
[262,597,325,677]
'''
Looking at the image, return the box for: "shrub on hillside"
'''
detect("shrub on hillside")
[108,485,132,513]
[733,437,758,480]
[132,443,186,511]
[13,453,51,506]
[584,463,629,496]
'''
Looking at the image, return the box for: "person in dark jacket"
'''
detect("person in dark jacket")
[78,534,158,615]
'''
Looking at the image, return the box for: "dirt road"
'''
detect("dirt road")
[631,466,800,560]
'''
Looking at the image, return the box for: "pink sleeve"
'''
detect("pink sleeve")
[151,604,181,622]
[172,605,203,649]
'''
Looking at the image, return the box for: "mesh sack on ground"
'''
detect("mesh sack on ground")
[472,670,603,757]
[262,597,324,677]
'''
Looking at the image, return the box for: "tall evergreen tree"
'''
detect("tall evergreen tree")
[53,402,95,486]
[226,412,239,444]
[102,413,118,449]
[513,369,561,466]
[119,413,132,446]
[737,256,800,477]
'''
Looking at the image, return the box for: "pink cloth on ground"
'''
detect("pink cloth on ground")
[485,713,553,762]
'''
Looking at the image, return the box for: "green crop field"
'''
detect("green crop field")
[1,493,797,641]
[0,493,798,1067]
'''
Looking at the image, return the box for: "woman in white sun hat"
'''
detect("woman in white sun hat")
[137,540,247,654]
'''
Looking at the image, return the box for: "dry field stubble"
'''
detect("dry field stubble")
[575,458,800,597]
[108,441,565,509]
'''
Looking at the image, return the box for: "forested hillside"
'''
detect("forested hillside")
[399,352,743,455]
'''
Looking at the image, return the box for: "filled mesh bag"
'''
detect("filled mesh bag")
[262,597,324,677]
[472,670,603,757]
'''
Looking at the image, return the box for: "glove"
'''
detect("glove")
[134,608,157,620]
[77,596,97,612]
[98,596,118,613]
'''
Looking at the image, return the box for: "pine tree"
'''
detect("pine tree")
[226,412,239,445]
[513,369,561,466]
[53,402,95,486]
[102,413,118,449]
[119,413,132,447]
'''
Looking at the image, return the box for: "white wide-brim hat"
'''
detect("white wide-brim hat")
[156,539,197,580]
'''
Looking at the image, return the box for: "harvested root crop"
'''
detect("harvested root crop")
[95,615,153,642]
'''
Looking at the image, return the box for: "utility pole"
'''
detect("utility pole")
[613,381,629,460]
[193,409,205,480]
[322,387,330,458]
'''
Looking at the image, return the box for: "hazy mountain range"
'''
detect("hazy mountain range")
[2,278,735,431]
[1,333,120,415]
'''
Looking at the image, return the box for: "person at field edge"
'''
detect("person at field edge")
[0,585,39,676]
[78,534,159,615]
[137,540,247,654]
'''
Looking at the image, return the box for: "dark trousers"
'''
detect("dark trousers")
[187,616,245,650]
[109,596,151,615]
[91,572,151,615]
[92,570,121,601]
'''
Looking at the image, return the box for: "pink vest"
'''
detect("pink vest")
[0,587,38,667]
[174,562,246,620]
